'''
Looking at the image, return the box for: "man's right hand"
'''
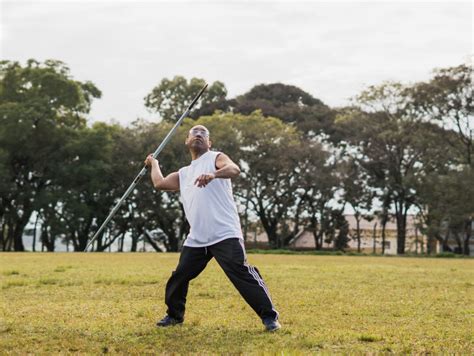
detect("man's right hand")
[144,154,158,167]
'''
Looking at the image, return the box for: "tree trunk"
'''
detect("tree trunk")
[427,233,436,254]
[463,236,470,255]
[0,221,6,251]
[13,224,25,251]
[421,231,425,254]
[130,230,140,252]
[41,226,55,252]
[77,217,94,251]
[4,223,12,251]
[395,201,408,254]
[243,194,250,242]
[143,230,163,252]
[32,213,40,252]
[454,232,463,253]
[442,230,452,252]
[288,196,306,247]
[259,212,278,248]
[167,230,179,252]
[119,231,125,252]
[356,214,361,253]
[309,216,320,250]
[97,231,121,252]
[2,220,13,251]
[463,218,472,255]
[11,204,34,251]
[96,231,104,252]
[414,225,418,255]
[71,231,80,252]
[381,218,387,255]
[372,222,377,254]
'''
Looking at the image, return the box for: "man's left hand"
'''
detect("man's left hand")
[194,173,215,188]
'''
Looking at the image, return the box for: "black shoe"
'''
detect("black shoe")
[262,318,281,332]
[156,315,183,327]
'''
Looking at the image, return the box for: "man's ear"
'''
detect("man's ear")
[208,139,212,148]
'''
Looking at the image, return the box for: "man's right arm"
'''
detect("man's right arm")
[144,154,180,191]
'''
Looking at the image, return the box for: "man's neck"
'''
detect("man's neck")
[190,148,209,161]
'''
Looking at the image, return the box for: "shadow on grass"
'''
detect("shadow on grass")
[93,278,162,286]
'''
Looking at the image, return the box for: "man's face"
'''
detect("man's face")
[185,125,211,150]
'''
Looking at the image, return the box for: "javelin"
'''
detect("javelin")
[84,83,208,252]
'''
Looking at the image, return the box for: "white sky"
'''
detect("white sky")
[1,0,472,126]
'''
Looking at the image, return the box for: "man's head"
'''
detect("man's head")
[185,125,211,153]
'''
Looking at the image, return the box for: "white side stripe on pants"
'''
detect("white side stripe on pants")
[239,240,278,319]
[249,266,270,297]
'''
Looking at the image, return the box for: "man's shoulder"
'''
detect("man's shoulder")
[203,150,222,162]
[178,165,191,174]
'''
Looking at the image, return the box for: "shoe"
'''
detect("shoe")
[156,315,183,327]
[262,318,281,332]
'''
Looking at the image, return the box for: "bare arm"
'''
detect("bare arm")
[194,153,240,188]
[214,153,241,178]
[144,154,179,191]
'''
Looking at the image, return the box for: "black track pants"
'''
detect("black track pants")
[164,238,279,321]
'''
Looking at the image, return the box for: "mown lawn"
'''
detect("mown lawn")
[0,253,473,354]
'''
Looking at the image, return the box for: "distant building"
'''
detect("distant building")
[245,214,437,255]
[288,215,431,255]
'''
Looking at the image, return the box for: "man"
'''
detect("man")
[144,124,281,332]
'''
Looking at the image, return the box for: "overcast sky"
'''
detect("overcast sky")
[1,0,472,125]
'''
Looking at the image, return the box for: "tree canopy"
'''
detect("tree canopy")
[1,59,472,255]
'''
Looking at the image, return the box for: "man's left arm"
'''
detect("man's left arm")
[194,153,240,187]
[214,153,240,179]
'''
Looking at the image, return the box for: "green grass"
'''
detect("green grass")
[0,253,473,354]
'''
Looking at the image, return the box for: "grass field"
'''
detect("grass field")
[1,253,473,354]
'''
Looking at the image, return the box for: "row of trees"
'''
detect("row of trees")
[0,59,472,254]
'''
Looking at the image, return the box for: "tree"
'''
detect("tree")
[341,158,374,252]
[67,119,188,252]
[408,63,473,254]
[144,76,227,122]
[296,141,342,250]
[417,167,474,255]
[182,112,308,248]
[408,63,473,166]
[335,87,444,254]
[331,209,350,251]
[235,114,305,248]
[126,119,191,252]
[233,83,335,137]
[187,110,343,249]
[0,59,101,251]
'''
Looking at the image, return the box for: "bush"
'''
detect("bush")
[435,252,458,258]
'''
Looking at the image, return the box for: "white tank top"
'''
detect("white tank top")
[179,151,243,247]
